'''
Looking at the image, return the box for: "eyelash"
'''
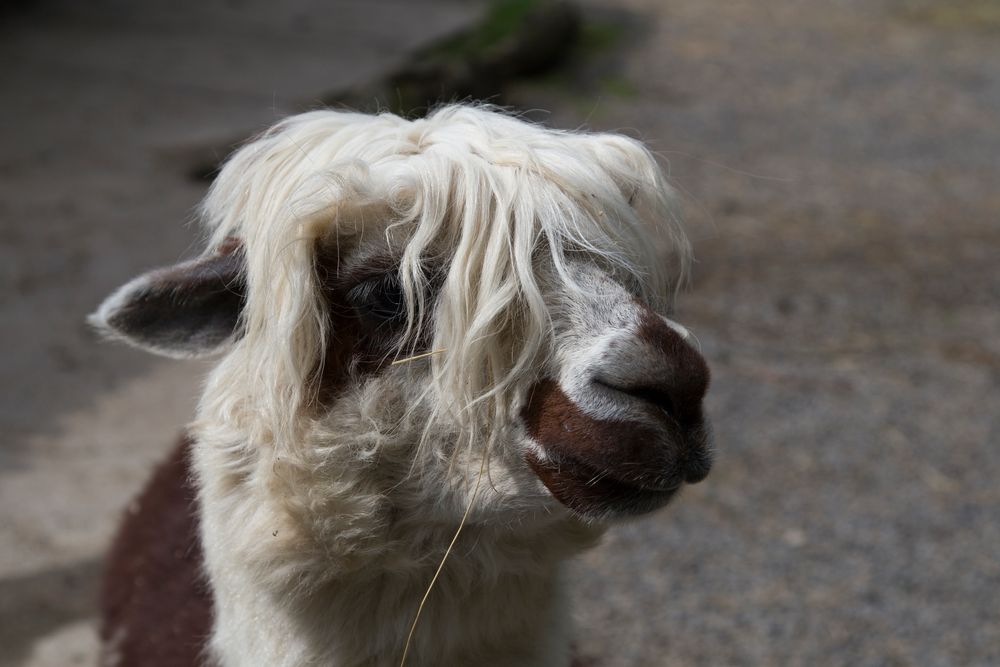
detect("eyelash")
[347,273,407,324]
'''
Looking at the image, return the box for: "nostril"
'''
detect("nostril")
[634,311,711,410]
[624,385,677,421]
[593,379,681,423]
[593,374,709,428]
[589,310,710,428]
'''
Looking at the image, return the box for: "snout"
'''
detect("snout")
[523,310,712,519]
[592,311,712,483]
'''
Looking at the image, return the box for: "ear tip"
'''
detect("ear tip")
[87,303,129,351]
[88,271,153,337]
[87,307,108,331]
[87,291,122,335]
[86,310,112,338]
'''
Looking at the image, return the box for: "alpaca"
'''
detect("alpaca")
[91,105,712,667]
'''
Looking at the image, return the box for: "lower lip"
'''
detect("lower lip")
[526,451,680,519]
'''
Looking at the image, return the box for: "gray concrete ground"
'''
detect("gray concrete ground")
[2,0,998,665]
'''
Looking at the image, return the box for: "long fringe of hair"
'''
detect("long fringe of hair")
[199,104,690,462]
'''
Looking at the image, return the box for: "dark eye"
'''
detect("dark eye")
[346,273,406,324]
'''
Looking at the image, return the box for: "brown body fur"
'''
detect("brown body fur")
[100,436,211,667]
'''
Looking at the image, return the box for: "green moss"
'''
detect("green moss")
[901,0,1000,31]
[599,75,638,98]
[477,0,540,48]
[577,20,625,54]
[430,0,543,60]
[427,0,624,63]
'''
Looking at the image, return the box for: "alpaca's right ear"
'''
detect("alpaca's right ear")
[89,239,246,359]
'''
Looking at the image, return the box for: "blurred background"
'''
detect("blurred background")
[2,0,998,665]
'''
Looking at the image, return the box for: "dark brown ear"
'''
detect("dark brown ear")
[89,240,246,359]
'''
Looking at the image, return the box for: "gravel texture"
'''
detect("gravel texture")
[2,0,998,665]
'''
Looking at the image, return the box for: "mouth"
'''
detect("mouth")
[521,378,712,520]
[526,449,685,520]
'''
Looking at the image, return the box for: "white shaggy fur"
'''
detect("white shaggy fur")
[143,105,693,666]
[197,105,689,459]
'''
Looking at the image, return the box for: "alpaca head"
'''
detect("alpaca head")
[92,106,711,540]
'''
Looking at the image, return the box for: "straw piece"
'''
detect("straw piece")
[398,450,487,667]
[390,349,447,366]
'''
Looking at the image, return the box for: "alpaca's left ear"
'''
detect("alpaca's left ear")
[89,239,246,359]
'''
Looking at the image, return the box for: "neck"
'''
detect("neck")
[191,429,599,667]
[202,522,576,667]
